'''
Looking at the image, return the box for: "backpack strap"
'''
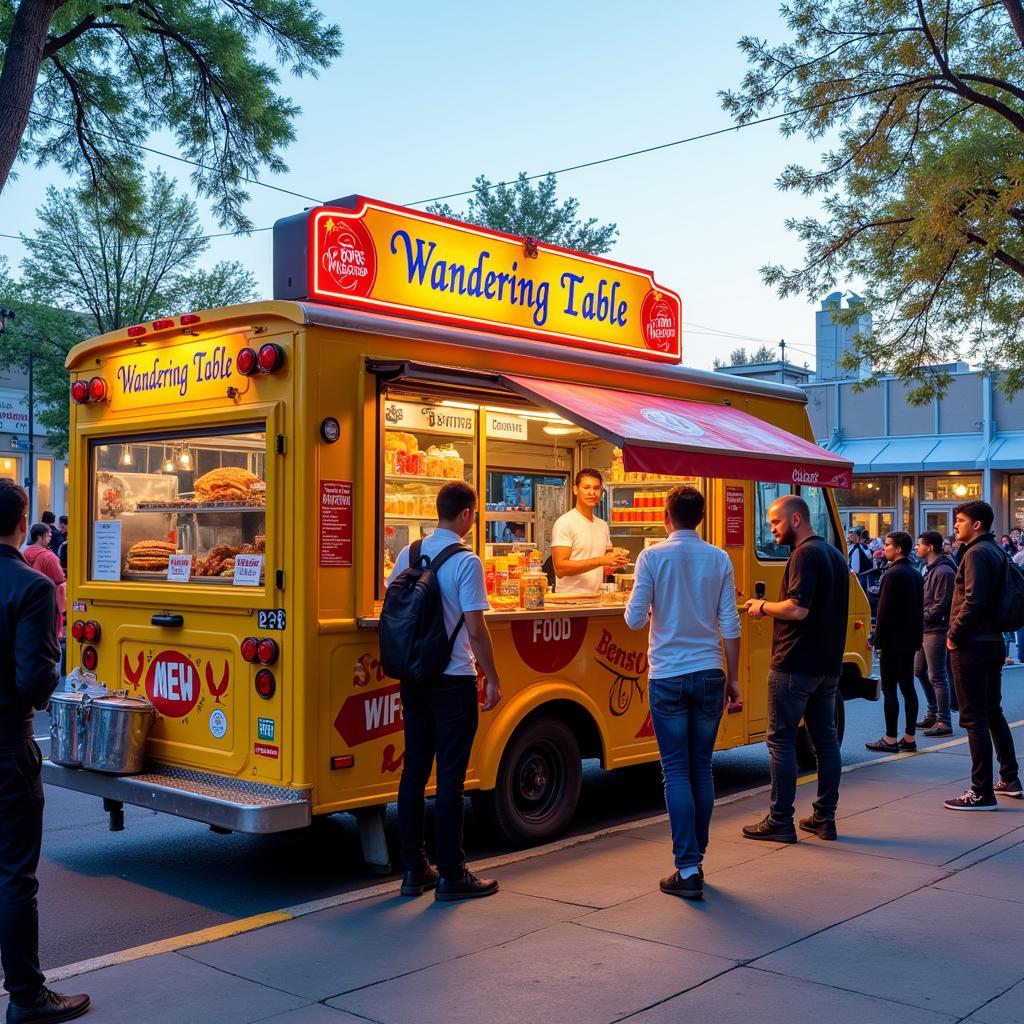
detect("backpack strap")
[425,542,472,656]
[410,538,426,568]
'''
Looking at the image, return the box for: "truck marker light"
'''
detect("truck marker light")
[126,325,146,337]
[82,620,101,643]
[240,637,259,663]
[256,638,278,665]
[88,376,107,402]
[82,646,98,671]
[71,380,89,404]
[254,669,276,699]
[71,620,86,641]
[180,314,201,326]
[257,343,285,373]
[236,347,259,376]
[330,755,355,770]
[152,318,174,330]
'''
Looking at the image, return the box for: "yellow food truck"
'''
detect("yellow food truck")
[46,196,876,870]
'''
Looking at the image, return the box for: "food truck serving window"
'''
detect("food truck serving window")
[88,426,267,584]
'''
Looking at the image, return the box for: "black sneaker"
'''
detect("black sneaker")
[434,868,499,902]
[916,714,937,730]
[995,779,1024,799]
[400,864,439,896]
[923,723,953,737]
[898,738,918,752]
[798,814,838,841]
[660,870,703,900]
[944,789,998,811]
[7,988,90,1024]
[742,815,797,843]
[865,737,900,753]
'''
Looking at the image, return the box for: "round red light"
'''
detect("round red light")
[236,347,258,376]
[82,620,101,643]
[257,343,284,373]
[254,669,276,699]
[257,638,278,665]
[88,377,107,401]
[71,380,89,404]
[82,645,98,671]
[240,636,259,663]
[71,619,86,641]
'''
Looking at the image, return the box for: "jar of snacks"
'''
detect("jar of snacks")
[425,446,443,478]
[522,572,547,610]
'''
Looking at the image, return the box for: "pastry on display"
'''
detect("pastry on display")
[195,544,238,576]
[126,539,176,572]
[194,467,263,504]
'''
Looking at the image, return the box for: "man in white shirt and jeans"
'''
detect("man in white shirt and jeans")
[386,481,502,901]
[551,469,628,594]
[625,485,741,901]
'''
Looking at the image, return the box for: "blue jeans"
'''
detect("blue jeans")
[649,670,725,871]
[915,632,951,725]
[767,671,841,824]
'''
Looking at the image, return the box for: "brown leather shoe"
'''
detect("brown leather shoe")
[7,988,90,1024]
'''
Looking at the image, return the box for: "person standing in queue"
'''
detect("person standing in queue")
[0,481,90,1023]
[625,485,741,901]
[914,531,956,737]
[944,501,1021,810]
[386,481,503,900]
[551,469,628,595]
[742,494,849,843]
[866,532,924,753]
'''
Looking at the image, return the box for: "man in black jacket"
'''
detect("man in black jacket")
[945,500,1021,811]
[914,531,956,736]
[866,532,924,753]
[0,481,90,1023]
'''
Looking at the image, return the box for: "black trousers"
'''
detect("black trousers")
[0,739,45,1005]
[398,676,479,878]
[951,640,1020,797]
[880,649,919,737]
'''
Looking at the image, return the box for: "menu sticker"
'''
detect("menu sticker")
[233,553,264,586]
[725,485,745,546]
[319,480,353,567]
[167,555,193,582]
[92,520,122,580]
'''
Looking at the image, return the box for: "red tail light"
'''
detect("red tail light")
[254,669,276,699]
[180,314,201,326]
[88,376,107,401]
[240,637,259,663]
[71,381,89,404]
[71,620,86,641]
[257,343,285,373]
[256,638,278,665]
[152,318,174,330]
[82,646,98,671]
[82,620,101,643]
[127,325,146,338]
[236,347,259,376]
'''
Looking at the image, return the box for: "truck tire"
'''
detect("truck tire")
[476,715,582,847]
[795,697,846,771]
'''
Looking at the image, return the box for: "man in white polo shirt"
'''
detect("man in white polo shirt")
[625,485,741,901]
[551,469,628,594]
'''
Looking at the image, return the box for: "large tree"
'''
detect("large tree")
[0,1,342,232]
[427,172,618,256]
[1,171,260,454]
[721,1,1024,397]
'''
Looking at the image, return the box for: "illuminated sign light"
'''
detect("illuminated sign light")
[273,196,683,363]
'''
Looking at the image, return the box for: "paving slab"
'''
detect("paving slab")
[328,921,734,1024]
[256,1006,374,1024]
[0,951,307,1024]
[628,965,957,1024]
[851,752,970,785]
[185,890,586,1001]
[755,886,1024,1018]
[933,835,1024,903]
[575,840,942,962]
[966,976,1024,1024]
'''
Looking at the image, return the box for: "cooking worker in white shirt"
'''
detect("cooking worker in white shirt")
[551,469,628,595]
[625,484,741,902]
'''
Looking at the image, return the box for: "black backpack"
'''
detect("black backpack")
[996,552,1024,632]
[379,540,470,683]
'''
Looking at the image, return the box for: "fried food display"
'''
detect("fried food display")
[193,467,263,504]
[195,544,238,577]
[126,539,176,573]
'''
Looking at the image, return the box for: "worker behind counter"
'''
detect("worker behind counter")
[551,469,629,595]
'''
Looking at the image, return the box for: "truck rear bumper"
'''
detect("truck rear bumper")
[43,760,312,834]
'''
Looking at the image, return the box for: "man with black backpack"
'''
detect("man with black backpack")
[382,481,502,900]
[944,501,1021,810]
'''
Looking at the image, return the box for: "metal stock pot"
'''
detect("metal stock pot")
[49,692,87,767]
[81,694,159,775]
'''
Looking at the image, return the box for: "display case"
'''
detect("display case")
[602,476,705,561]
[88,426,267,584]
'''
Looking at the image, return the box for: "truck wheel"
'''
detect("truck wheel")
[477,716,582,847]
[795,697,846,771]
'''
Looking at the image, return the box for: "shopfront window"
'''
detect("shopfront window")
[901,478,916,533]
[36,458,52,516]
[0,456,18,485]
[1011,476,1024,530]
[88,426,267,583]
[834,476,896,509]
[922,475,982,502]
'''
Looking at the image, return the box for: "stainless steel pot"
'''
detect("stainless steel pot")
[81,694,158,775]
[49,692,87,767]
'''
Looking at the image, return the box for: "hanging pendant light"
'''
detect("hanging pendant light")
[119,444,133,467]
[162,447,175,473]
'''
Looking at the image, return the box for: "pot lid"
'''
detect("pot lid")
[88,694,157,713]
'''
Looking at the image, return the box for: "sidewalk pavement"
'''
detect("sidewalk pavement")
[10,728,1024,1024]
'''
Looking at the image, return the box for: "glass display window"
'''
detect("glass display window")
[88,425,267,584]
[834,476,896,509]
[922,475,982,502]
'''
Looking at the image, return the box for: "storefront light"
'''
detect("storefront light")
[543,424,582,436]
[953,483,968,497]
[119,444,133,467]
[178,444,192,469]
[162,448,175,473]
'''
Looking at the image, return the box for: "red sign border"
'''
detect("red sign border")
[306,197,683,365]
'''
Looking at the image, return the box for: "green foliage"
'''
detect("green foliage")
[427,173,618,255]
[713,344,778,368]
[1,1,342,232]
[721,1,1024,395]
[0,172,260,455]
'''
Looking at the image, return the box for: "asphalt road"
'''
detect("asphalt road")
[33,664,1024,972]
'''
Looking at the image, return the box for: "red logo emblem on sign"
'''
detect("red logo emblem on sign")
[319,216,377,297]
[334,684,404,747]
[640,290,679,354]
[145,650,201,718]
[510,617,589,674]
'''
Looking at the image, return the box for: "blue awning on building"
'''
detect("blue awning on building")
[828,438,891,473]
[987,434,1024,469]
[922,435,986,471]
[868,437,940,472]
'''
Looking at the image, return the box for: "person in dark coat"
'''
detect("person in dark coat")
[914,531,957,736]
[0,481,90,1023]
[867,531,925,753]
